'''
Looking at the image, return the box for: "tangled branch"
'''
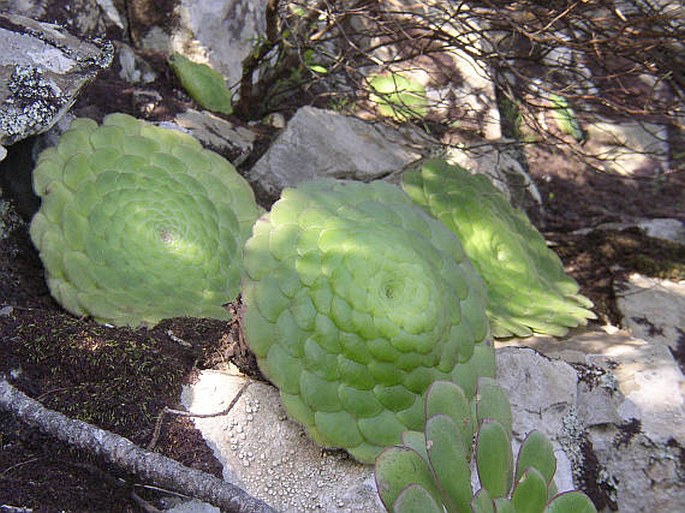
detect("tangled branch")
[236,0,684,149]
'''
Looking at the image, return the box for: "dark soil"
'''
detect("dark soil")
[0,204,261,511]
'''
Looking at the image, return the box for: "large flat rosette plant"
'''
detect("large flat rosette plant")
[30,113,261,327]
[402,159,596,338]
[242,179,495,463]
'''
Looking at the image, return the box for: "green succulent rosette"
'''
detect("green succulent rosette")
[242,179,494,463]
[402,159,596,338]
[30,113,261,327]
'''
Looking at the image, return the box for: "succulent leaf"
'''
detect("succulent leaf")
[515,431,557,486]
[243,179,493,462]
[30,113,261,327]
[425,414,473,513]
[402,159,596,338]
[425,380,474,454]
[544,491,597,513]
[472,489,496,513]
[548,93,586,143]
[393,484,445,513]
[476,419,514,499]
[368,72,428,121]
[401,430,430,462]
[493,498,516,513]
[476,377,513,440]
[168,52,233,115]
[512,468,548,513]
[374,380,596,513]
[375,446,443,511]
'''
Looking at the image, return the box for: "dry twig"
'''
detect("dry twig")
[0,377,277,513]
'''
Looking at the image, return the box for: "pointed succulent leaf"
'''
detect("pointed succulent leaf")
[393,484,445,513]
[425,414,473,513]
[375,446,443,511]
[402,159,596,338]
[515,431,557,485]
[476,419,514,499]
[425,380,475,453]
[243,179,492,462]
[546,480,559,502]
[543,491,597,513]
[512,467,548,513]
[476,377,513,440]
[29,113,261,327]
[472,489,496,513]
[168,52,233,115]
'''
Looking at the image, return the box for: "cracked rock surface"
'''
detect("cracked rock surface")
[0,11,112,157]
[180,321,685,513]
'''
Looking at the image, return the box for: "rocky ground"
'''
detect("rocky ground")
[1,114,682,512]
[1,4,684,513]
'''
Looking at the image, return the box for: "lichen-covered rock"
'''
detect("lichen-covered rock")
[30,113,261,327]
[402,159,596,338]
[242,179,494,463]
[0,11,113,148]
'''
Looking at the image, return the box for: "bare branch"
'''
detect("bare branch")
[0,377,277,513]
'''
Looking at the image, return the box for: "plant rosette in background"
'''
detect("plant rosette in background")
[403,159,596,338]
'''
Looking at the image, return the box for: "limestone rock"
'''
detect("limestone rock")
[180,325,685,513]
[494,347,577,493]
[171,109,256,166]
[499,329,685,513]
[165,499,220,513]
[179,368,384,513]
[584,121,669,177]
[0,11,113,150]
[616,273,685,365]
[637,218,685,244]
[138,0,269,89]
[248,106,422,199]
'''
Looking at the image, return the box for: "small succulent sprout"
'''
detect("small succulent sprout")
[402,159,596,338]
[30,113,261,327]
[169,52,234,115]
[548,93,586,143]
[242,179,495,463]
[368,72,428,121]
[375,379,598,513]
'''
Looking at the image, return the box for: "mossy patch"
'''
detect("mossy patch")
[551,227,685,326]
[3,308,225,446]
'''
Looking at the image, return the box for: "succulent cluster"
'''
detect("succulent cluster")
[30,113,261,327]
[30,106,598,480]
[402,159,596,338]
[375,378,598,513]
[242,179,495,463]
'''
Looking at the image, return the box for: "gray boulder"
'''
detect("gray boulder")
[248,106,423,199]
[0,11,113,159]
